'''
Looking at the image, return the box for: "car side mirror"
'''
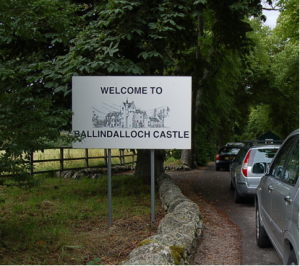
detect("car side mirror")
[252,162,267,174]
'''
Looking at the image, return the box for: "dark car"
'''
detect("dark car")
[215,146,242,171]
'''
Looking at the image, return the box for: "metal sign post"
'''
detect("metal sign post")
[151,149,155,223]
[108,149,112,226]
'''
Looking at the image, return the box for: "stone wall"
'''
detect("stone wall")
[122,173,203,265]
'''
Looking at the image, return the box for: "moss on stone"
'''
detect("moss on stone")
[169,245,185,265]
[137,239,157,247]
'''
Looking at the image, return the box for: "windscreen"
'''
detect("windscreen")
[220,147,241,155]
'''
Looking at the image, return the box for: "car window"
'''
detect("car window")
[270,135,298,179]
[284,140,299,185]
[220,147,240,155]
[237,147,249,163]
[254,148,279,163]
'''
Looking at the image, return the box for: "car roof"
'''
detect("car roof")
[220,146,242,149]
[250,144,280,149]
[224,145,242,148]
[237,144,280,153]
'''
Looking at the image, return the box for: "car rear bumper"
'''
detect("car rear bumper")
[236,182,257,197]
[216,161,232,168]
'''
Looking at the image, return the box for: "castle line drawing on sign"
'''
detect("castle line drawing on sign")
[92,98,170,128]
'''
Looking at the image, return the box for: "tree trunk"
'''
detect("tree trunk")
[181,8,205,169]
[180,149,193,166]
[134,149,165,184]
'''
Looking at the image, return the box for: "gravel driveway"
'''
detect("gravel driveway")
[167,163,281,265]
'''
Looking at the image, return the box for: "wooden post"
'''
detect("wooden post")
[85,148,89,168]
[104,149,108,167]
[60,148,64,172]
[132,150,135,165]
[119,149,125,165]
[29,151,34,175]
[119,149,122,165]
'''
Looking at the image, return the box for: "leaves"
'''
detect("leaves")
[1,0,296,181]
[0,3,77,184]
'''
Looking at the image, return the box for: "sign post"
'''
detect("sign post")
[72,76,192,226]
[151,149,155,223]
[108,149,112,226]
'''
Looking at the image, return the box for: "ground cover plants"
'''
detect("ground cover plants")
[0,173,164,265]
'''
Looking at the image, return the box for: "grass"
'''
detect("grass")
[0,174,164,265]
[164,156,182,166]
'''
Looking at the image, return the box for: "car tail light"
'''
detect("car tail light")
[242,150,251,177]
[216,154,220,160]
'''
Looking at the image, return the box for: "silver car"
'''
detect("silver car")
[255,129,299,265]
[230,144,280,203]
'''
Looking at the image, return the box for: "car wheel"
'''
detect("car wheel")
[234,186,244,203]
[216,166,220,171]
[287,249,298,265]
[256,206,272,248]
[230,179,234,190]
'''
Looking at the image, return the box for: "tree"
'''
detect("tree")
[0,0,83,186]
[45,0,199,181]
[0,0,274,185]
[240,105,272,140]
[180,0,266,165]
[239,0,299,139]
[275,0,299,43]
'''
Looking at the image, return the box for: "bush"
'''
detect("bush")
[165,149,181,160]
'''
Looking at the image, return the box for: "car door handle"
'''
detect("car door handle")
[268,185,273,192]
[284,196,292,204]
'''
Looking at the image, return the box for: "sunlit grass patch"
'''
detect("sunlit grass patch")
[32,148,136,172]
[164,157,182,166]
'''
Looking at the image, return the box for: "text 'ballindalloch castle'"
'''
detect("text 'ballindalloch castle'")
[92,99,170,128]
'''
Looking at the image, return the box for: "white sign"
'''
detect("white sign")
[72,76,191,149]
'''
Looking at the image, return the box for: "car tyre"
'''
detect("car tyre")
[287,249,298,265]
[256,206,272,248]
[234,186,244,203]
[216,166,220,171]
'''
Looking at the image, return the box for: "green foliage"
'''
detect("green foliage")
[166,150,182,160]
[0,0,83,186]
[239,105,274,140]
[195,124,217,166]
[240,0,299,139]
[275,0,299,44]
[1,0,296,177]
[44,0,198,96]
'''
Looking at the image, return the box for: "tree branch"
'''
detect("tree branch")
[262,7,280,11]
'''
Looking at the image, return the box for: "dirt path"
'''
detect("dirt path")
[167,168,243,265]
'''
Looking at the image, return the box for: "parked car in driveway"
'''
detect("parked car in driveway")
[255,129,299,265]
[215,146,242,171]
[230,143,280,203]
